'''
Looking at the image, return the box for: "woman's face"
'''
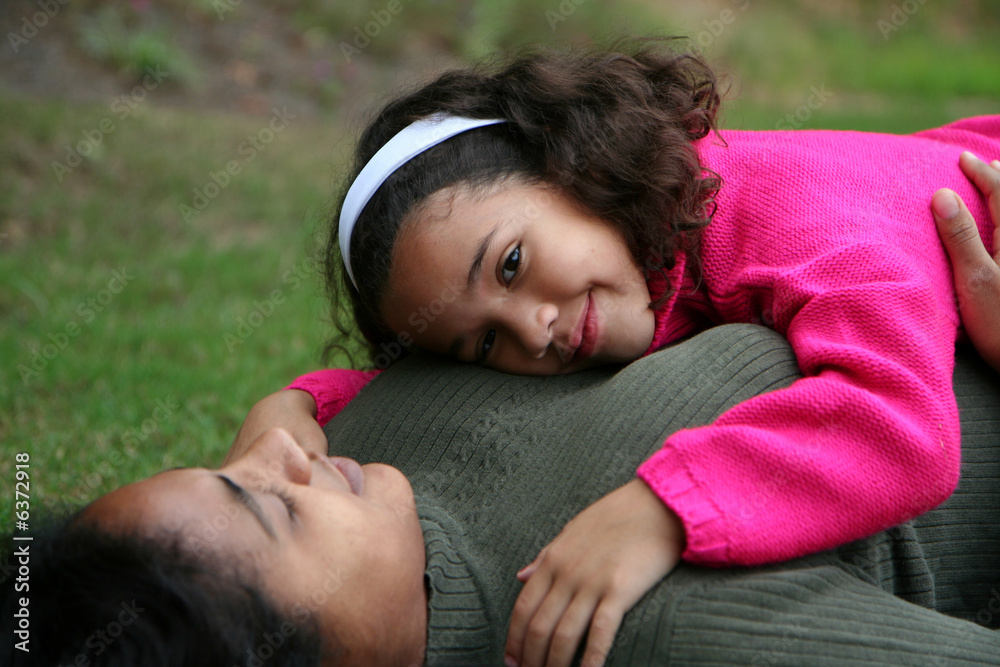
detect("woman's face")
[382,180,656,375]
[83,429,427,667]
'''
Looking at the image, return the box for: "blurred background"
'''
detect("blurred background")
[2,0,1000,518]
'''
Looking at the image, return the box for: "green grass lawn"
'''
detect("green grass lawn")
[0,96,352,516]
[2,0,999,525]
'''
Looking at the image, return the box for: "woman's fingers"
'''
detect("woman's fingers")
[933,188,993,276]
[959,151,1000,197]
[933,155,1000,371]
[958,151,1000,261]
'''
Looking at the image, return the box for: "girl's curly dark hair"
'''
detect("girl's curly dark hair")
[323,38,722,368]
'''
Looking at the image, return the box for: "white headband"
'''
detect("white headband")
[339,113,507,288]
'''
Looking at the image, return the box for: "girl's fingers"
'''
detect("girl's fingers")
[580,600,626,667]
[519,587,575,667]
[517,548,546,582]
[544,595,601,667]
[506,570,555,667]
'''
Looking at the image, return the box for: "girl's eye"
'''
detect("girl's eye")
[263,484,296,519]
[501,246,521,285]
[480,329,496,361]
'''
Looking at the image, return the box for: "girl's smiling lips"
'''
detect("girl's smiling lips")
[567,292,598,364]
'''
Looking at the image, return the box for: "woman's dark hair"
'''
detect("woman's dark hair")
[323,37,722,367]
[0,512,324,667]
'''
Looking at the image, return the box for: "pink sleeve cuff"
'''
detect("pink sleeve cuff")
[285,368,381,427]
[637,439,731,566]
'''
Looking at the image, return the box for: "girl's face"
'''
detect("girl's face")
[382,181,656,375]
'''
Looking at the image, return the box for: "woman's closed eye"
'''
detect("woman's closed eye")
[263,484,297,520]
[500,245,521,285]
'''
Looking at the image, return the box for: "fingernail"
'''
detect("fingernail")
[962,151,981,162]
[505,655,518,667]
[932,190,960,219]
[992,160,1000,170]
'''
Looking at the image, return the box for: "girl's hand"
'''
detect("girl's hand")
[504,479,685,667]
[223,389,327,464]
[933,152,1000,371]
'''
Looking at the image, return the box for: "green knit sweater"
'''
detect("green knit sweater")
[326,324,1000,666]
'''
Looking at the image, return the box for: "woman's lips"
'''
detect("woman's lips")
[327,457,365,495]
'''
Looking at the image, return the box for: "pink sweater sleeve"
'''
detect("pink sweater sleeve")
[285,368,381,427]
[638,243,962,567]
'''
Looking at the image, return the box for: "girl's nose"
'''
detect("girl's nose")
[229,428,313,486]
[507,300,558,358]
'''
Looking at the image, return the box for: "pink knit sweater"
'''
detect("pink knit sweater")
[289,116,1000,567]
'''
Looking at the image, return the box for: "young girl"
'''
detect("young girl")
[229,42,1000,667]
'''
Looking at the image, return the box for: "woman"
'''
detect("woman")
[4,174,1000,666]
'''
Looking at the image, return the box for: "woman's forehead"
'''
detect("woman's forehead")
[80,469,242,538]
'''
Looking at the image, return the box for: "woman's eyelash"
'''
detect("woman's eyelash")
[262,484,296,518]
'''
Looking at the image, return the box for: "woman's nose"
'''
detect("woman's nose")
[507,300,558,358]
[228,428,313,486]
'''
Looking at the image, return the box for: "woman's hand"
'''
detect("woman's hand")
[504,478,685,667]
[223,389,327,464]
[933,152,1000,371]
